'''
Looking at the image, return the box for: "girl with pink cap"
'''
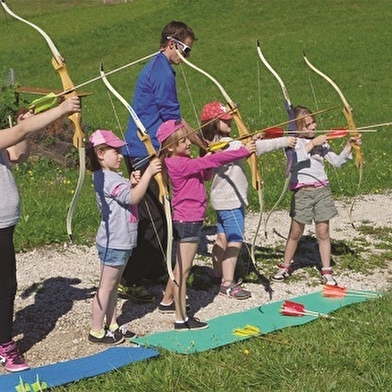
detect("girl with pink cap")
[156,120,256,330]
[85,130,161,344]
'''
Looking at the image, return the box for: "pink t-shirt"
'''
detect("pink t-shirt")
[165,147,250,222]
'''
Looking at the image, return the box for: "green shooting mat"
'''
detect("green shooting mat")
[131,290,375,354]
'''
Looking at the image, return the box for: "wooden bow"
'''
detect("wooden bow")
[99,64,176,286]
[303,52,363,227]
[175,49,263,265]
[1,0,85,241]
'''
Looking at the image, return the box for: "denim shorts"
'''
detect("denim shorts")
[96,244,132,267]
[216,207,245,242]
[173,221,203,243]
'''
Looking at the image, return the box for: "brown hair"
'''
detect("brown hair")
[200,119,220,142]
[160,21,196,48]
[85,142,109,172]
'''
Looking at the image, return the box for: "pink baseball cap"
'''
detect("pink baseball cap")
[200,101,232,122]
[156,120,185,143]
[89,130,126,148]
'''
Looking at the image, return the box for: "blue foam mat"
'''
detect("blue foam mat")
[0,346,159,391]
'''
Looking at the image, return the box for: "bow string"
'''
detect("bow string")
[1,0,86,241]
[175,49,263,265]
[303,52,363,227]
[256,41,295,238]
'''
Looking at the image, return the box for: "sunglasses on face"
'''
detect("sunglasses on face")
[167,36,192,55]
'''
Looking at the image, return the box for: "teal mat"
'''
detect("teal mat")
[0,346,159,391]
[132,291,374,354]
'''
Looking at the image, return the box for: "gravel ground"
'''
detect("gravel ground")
[2,192,392,373]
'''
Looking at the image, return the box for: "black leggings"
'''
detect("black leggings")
[121,159,167,285]
[0,225,17,344]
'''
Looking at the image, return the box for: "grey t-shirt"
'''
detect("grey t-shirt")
[0,150,20,228]
[93,169,138,250]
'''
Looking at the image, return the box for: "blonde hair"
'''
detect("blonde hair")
[159,125,189,159]
[159,125,189,186]
[293,105,315,133]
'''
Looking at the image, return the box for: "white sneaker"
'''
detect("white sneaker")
[321,268,337,286]
[272,263,292,282]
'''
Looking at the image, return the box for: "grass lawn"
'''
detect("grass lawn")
[1,0,392,389]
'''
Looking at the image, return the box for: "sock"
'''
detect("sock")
[90,328,105,338]
[160,300,174,306]
[175,317,188,324]
[108,323,119,331]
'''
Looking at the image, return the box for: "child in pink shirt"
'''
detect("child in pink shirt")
[157,120,256,330]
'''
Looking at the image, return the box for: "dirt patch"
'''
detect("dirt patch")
[1,193,391,373]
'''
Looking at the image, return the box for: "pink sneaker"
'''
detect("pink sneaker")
[0,340,30,372]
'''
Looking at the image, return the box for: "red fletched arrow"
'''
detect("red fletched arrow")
[323,285,347,298]
[263,127,285,139]
[281,299,369,324]
[281,300,317,317]
[326,128,349,140]
[323,285,379,298]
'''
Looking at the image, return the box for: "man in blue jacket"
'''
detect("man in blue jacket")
[120,21,204,301]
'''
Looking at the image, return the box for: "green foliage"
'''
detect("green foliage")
[0,84,19,128]
[13,160,99,250]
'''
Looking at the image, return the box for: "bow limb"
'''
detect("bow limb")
[256,41,295,238]
[55,63,86,242]
[99,65,176,286]
[302,52,363,165]
[303,52,363,227]
[176,49,263,264]
[1,1,86,241]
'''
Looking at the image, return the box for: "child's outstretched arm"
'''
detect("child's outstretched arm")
[255,136,296,156]
[0,96,80,151]
[130,159,162,204]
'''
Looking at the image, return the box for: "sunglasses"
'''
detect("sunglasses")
[167,36,192,55]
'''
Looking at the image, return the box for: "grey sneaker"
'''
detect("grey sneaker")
[174,317,208,331]
[272,263,292,282]
[219,282,251,300]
